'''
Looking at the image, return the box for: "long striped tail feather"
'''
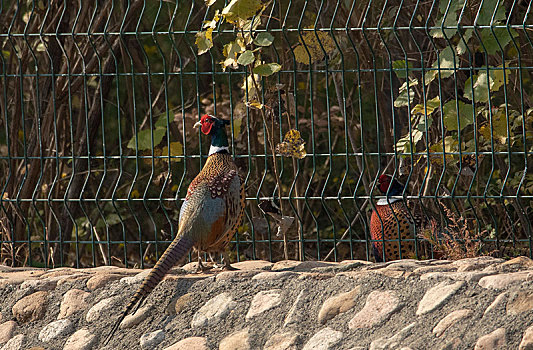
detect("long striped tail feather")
[103,235,195,346]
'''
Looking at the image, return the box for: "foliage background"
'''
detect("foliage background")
[0,0,532,267]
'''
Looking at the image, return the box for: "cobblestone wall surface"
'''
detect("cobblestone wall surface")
[1,256,533,349]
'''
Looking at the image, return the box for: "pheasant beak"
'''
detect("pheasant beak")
[193,121,202,129]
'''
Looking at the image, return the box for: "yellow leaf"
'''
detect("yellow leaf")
[205,28,214,42]
[246,101,263,109]
[143,45,157,55]
[276,129,306,159]
[241,75,259,100]
[171,184,179,192]
[161,142,183,161]
[195,29,213,55]
[294,30,336,64]
[233,117,243,137]
[479,110,508,144]
[411,96,440,116]
[131,189,140,198]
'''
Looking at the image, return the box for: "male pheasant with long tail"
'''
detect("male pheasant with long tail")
[370,174,428,262]
[104,114,245,345]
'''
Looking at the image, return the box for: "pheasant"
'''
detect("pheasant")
[370,174,427,262]
[104,114,245,345]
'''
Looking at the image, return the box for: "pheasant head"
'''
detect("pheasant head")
[377,174,404,197]
[194,114,231,156]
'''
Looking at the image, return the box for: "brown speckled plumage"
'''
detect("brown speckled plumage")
[370,201,421,261]
[105,115,245,346]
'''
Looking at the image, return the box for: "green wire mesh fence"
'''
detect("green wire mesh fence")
[0,0,532,268]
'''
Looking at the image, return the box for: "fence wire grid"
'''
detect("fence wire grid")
[1,0,532,268]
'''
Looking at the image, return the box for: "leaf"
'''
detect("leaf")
[205,0,217,6]
[245,101,264,109]
[411,96,440,116]
[195,28,213,55]
[476,0,506,25]
[254,32,274,46]
[237,50,255,65]
[36,43,46,52]
[294,30,336,64]
[276,129,306,159]
[479,110,508,144]
[437,0,466,17]
[394,79,418,108]
[394,89,414,108]
[221,41,245,70]
[223,40,245,59]
[253,63,281,76]
[241,74,259,100]
[456,28,473,55]
[442,100,474,131]
[203,11,221,29]
[96,213,124,229]
[424,46,458,85]
[431,0,467,39]
[478,28,517,55]
[464,66,509,103]
[127,127,167,151]
[396,129,424,154]
[429,136,459,166]
[233,117,243,137]
[155,116,168,129]
[222,0,263,24]
[392,60,413,79]
[161,142,184,161]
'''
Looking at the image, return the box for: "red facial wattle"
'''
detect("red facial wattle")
[378,175,392,193]
[200,114,213,135]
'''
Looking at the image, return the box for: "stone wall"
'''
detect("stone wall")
[1,256,533,349]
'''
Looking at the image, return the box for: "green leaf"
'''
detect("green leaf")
[416,117,433,131]
[237,50,255,65]
[223,40,245,58]
[253,63,281,76]
[438,0,466,16]
[456,29,473,55]
[396,129,424,154]
[435,46,457,79]
[394,79,418,108]
[96,213,124,229]
[464,66,509,103]
[431,0,466,39]
[222,0,263,24]
[392,60,413,79]
[476,0,506,25]
[155,116,168,129]
[127,127,167,151]
[442,100,474,131]
[424,46,458,85]
[478,28,517,55]
[394,89,414,108]
[254,32,274,46]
